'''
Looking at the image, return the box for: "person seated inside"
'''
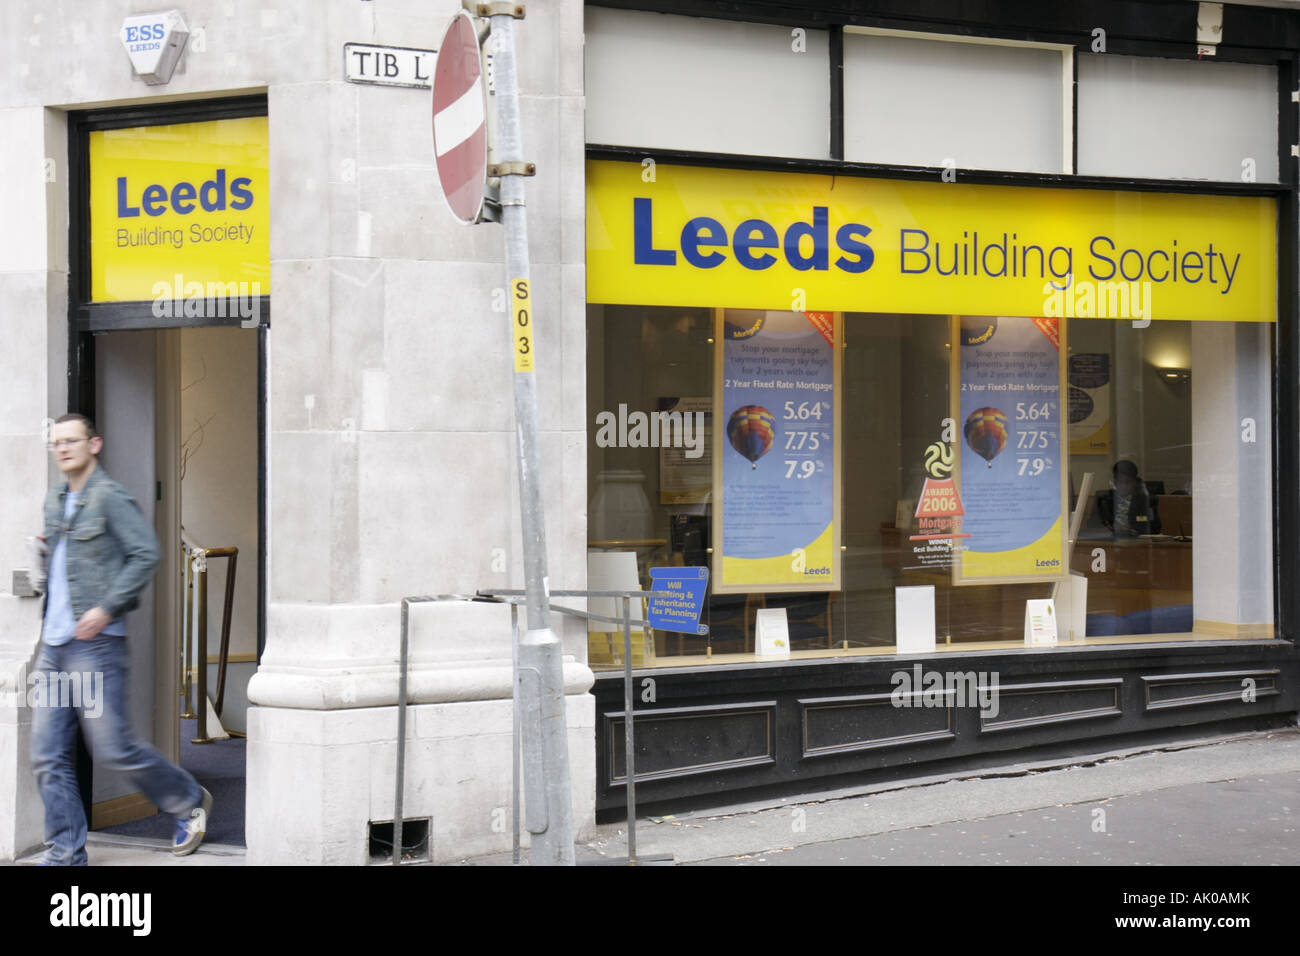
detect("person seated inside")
[1096,459,1161,537]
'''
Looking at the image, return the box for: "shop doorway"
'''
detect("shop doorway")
[64,93,269,849]
[78,324,264,848]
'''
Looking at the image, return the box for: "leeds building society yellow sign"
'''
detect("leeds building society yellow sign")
[89,116,269,303]
[587,160,1277,323]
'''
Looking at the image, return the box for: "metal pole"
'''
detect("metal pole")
[214,550,237,716]
[511,601,521,865]
[192,551,209,744]
[489,6,574,865]
[623,594,636,865]
[394,598,410,866]
[180,546,196,719]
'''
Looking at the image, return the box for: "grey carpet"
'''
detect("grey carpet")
[97,716,246,847]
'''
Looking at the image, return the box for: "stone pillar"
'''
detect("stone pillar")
[245,0,595,864]
[247,601,594,864]
[0,106,67,861]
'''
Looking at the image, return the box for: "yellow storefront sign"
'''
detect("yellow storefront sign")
[587,160,1277,323]
[89,116,269,302]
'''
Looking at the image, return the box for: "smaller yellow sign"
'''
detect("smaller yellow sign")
[511,279,534,372]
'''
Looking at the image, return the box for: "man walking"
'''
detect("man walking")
[31,413,211,864]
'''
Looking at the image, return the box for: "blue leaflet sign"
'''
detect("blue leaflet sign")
[647,567,709,636]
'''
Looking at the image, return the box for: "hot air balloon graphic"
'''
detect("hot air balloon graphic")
[964,407,1009,467]
[727,405,776,469]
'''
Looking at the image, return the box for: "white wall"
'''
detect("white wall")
[585,7,830,158]
[180,326,259,733]
[844,31,1068,173]
[1078,54,1278,182]
[0,103,67,860]
[1191,322,1273,632]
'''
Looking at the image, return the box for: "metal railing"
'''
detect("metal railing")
[180,528,239,744]
[392,588,677,866]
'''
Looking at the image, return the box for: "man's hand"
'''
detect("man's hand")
[74,607,111,641]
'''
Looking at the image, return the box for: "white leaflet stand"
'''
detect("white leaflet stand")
[587,550,652,665]
[1025,599,1059,645]
[1054,572,1089,641]
[203,695,230,741]
[755,608,790,658]
[1051,471,1093,642]
[895,585,937,654]
[587,550,641,632]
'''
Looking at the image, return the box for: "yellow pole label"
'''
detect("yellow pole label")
[511,278,534,372]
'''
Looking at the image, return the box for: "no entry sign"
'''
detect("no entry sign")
[432,11,487,224]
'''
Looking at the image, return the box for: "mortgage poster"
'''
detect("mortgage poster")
[953,315,1069,584]
[714,309,841,593]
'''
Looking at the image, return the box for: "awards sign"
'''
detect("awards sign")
[907,438,969,571]
[953,315,1069,584]
[714,309,841,593]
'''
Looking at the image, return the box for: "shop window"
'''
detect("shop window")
[584,157,1278,669]
[586,306,1274,670]
[1077,54,1278,182]
[584,7,830,159]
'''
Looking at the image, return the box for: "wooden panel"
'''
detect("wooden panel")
[1073,538,1194,620]
[91,793,158,829]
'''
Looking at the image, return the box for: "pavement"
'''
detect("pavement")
[8,725,1299,866]
[739,770,1300,866]
[11,832,245,866]
[464,725,1300,866]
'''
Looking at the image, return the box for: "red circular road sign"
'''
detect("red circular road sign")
[432,11,488,224]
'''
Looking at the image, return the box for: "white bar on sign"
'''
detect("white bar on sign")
[434,82,485,156]
[895,586,936,654]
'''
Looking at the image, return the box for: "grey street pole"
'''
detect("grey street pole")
[485,4,575,866]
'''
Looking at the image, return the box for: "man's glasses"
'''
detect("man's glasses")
[49,438,89,450]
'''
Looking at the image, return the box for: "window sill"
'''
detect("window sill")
[589,629,1282,672]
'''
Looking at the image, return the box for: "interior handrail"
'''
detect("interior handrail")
[179,525,240,742]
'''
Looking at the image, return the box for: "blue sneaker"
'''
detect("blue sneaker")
[173,787,213,856]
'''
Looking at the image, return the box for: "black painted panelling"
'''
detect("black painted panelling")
[606,701,776,784]
[800,692,954,757]
[980,678,1123,734]
[593,642,1300,811]
[1142,669,1281,711]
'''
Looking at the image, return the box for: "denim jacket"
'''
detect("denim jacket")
[41,463,160,621]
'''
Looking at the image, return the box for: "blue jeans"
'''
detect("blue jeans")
[30,635,201,865]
